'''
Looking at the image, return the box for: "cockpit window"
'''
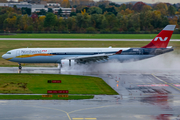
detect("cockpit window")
[6,52,11,54]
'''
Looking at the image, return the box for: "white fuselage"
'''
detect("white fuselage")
[2,47,157,63]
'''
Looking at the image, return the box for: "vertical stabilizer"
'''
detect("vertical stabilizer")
[142,25,176,48]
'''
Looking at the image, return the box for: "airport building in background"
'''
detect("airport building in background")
[0,0,75,16]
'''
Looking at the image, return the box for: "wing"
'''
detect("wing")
[67,50,122,63]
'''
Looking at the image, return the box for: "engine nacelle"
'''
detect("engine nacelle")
[61,59,75,68]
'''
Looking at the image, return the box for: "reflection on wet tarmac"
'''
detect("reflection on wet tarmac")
[0,67,180,120]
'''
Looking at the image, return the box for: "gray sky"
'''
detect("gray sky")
[10,0,180,4]
[95,0,180,4]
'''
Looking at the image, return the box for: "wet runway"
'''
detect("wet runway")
[0,67,180,120]
[0,38,180,41]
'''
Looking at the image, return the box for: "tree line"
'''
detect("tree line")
[0,2,180,33]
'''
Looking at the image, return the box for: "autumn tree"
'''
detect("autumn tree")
[140,11,153,31]
[175,9,180,15]
[142,5,152,12]
[87,6,102,14]
[31,13,39,31]
[4,16,17,31]
[119,4,126,11]
[101,16,109,31]
[76,13,91,31]
[105,12,118,30]
[109,2,120,7]
[118,15,128,31]
[126,3,133,10]
[132,2,146,12]
[120,8,134,15]
[48,8,53,13]
[37,9,47,15]
[71,0,80,7]
[61,0,70,8]
[19,14,32,31]
[38,16,46,31]
[44,13,57,31]
[90,14,103,29]
[0,13,8,30]
[57,8,62,16]
[104,7,118,15]
[21,7,31,15]
[55,17,65,31]
[153,3,168,15]
[168,5,176,16]
[129,13,140,31]
[169,16,178,25]
[70,7,76,16]
[66,16,77,31]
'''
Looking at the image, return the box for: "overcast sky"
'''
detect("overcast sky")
[10,0,180,4]
[96,0,180,4]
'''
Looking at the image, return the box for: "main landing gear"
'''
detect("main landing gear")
[18,63,22,73]
[69,59,71,67]
[58,63,62,74]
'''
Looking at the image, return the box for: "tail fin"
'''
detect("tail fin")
[142,25,176,48]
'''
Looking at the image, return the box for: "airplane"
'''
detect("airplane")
[2,25,176,72]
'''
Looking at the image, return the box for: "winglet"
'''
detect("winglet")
[142,25,176,48]
[115,50,122,54]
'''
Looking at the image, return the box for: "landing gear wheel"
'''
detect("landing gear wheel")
[18,63,22,73]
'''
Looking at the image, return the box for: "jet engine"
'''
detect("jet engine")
[61,59,75,68]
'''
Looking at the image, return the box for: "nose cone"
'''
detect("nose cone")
[2,54,5,59]
[2,54,9,60]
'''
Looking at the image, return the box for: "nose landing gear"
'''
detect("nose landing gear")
[18,63,22,73]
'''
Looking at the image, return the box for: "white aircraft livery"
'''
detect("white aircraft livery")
[2,25,176,70]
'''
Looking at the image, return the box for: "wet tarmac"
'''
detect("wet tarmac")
[0,67,180,120]
[0,38,180,41]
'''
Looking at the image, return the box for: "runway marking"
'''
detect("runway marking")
[85,118,97,120]
[72,118,84,120]
[143,93,180,96]
[30,105,114,120]
[137,84,169,87]
[151,74,180,92]
[30,105,72,120]
[72,118,97,120]
[130,83,153,84]
[68,105,114,114]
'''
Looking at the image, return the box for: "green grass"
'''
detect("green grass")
[0,95,94,100]
[1,40,180,67]
[0,74,118,95]
[0,33,180,39]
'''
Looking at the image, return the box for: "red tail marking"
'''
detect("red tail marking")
[142,25,175,48]
[115,50,122,54]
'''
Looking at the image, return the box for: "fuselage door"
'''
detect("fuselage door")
[48,50,53,54]
[48,50,53,57]
[98,50,102,54]
[139,49,143,55]
[16,50,20,57]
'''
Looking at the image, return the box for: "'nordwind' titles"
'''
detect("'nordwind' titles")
[21,50,42,54]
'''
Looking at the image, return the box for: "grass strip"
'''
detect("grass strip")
[0,95,94,100]
[0,73,118,95]
[0,34,179,39]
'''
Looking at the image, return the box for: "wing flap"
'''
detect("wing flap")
[67,50,122,63]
